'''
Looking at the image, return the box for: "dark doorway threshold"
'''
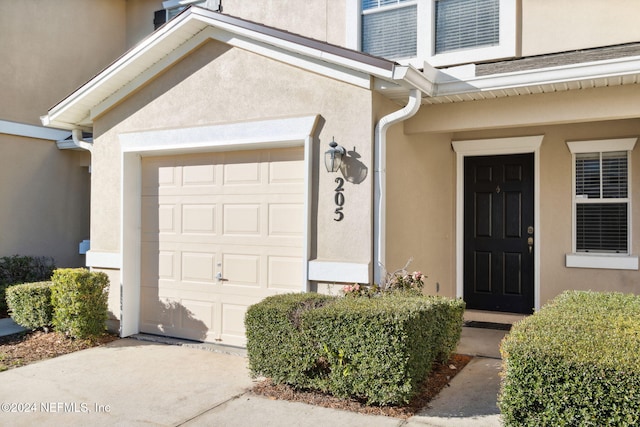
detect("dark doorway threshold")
[463,321,512,331]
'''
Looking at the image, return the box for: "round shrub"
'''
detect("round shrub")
[5,281,54,330]
[499,291,640,426]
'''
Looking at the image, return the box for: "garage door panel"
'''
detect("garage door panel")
[181,252,217,283]
[220,303,248,347]
[140,291,177,330]
[223,204,261,236]
[269,160,304,185]
[179,299,215,341]
[222,253,260,287]
[182,163,216,187]
[141,147,304,345]
[158,251,176,280]
[142,158,178,195]
[182,204,216,235]
[268,256,304,290]
[269,204,304,237]
[159,204,178,234]
[223,161,261,185]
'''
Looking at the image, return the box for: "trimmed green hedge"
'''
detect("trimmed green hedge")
[0,255,55,315]
[499,291,640,426]
[5,281,54,330]
[51,269,110,339]
[246,293,337,386]
[246,293,465,405]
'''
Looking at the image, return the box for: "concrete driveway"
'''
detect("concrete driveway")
[0,339,255,426]
[0,332,504,426]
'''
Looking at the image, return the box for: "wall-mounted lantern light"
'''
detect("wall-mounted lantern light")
[324,137,346,173]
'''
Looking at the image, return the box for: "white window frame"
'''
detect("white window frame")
[162,0,209,19]
[566,138,638,270]
[346,0,516,68]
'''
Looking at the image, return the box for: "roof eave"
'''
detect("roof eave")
[431,54,640,99]
[43,7,405,130]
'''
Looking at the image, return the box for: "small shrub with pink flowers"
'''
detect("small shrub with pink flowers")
[342,258,425,298]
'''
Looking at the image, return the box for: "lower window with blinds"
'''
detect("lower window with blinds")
[574,150,630,254]
[566,139,637,270]
[576,203,628,253]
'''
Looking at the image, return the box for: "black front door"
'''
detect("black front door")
[464,154,534,314]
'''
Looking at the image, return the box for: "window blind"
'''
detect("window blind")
[575,151,629,253]
[362,4,417,59]
[576,203,627,252]
[435,0,499,54]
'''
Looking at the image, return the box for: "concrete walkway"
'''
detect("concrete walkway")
[0,319,507,426]
[0,317,26,337]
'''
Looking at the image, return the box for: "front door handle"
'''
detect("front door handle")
[527,237,534,254]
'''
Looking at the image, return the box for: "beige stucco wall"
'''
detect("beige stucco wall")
[0,134,90,266]
[90,40,376,318]
[396,86,640,308]
[126,0,163,48]
[0,0,127,126]
[521,0,640,56]
[223,0,346,47]
[385,125,456,298]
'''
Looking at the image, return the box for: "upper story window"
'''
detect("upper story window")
[566,138,638,270]
[362,0,418,60]
[351,0,516,68]
[434,0,499,54]
[154,0,214,30]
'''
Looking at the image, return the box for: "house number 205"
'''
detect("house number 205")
[334,177,345,221]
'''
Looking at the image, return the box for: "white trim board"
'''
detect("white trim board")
[0,119,70,141]
[85,250,121,269]
[566,254,638,270]
[308,260,370,283]
[452,135,544,312]
[118,115,319,337]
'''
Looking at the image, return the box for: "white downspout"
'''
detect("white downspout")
[373,88,421,283]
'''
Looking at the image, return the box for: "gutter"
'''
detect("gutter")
[373,84,422,284]
[71,129,93,152]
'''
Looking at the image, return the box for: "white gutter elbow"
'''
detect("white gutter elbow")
[373,87,422,283]
[72,129,94,152]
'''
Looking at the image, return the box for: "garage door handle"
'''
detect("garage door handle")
[216,272,227,282]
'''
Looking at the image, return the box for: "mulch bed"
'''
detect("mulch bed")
[250,353,473,419]
[0,330,118,371]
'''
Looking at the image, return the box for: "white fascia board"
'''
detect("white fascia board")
[192,10,397,80]
[208,29,373,88]
[434,55,640,97]
[0,119,71,141]
[92,13,390,124]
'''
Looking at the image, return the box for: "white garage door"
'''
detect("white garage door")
[140,147,305,346]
